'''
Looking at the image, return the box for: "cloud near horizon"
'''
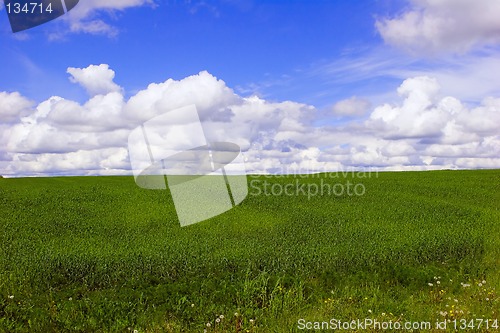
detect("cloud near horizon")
[0,64,499,177]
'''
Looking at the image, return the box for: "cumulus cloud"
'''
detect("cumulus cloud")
[0,64,499,177]
[376,0,500,54]
[67,64,122,96]
[367,76,500,143]
[0,92,34,124]
[124,71,241,123]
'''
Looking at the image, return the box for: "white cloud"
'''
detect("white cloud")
[0,92,34,124]
[0,65,499,177]
[67,64,122,96]
[368,76,449,139]
[47,0,155,38]
[376,0,500,54]
[367,76,500,145]
[332,97,371,117]
[124,71,241,123]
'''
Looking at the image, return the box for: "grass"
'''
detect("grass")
[0,170,499,332]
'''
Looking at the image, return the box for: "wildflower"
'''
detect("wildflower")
[486,298,490,301]
[219,314,224,319]
[133,330,138,333]
[206,323,211,327]
[437,281,441,285]
[439,311,447,317]
[428,283,434,286]
[454,299,458,303]
[482,280,486,284]
[234,312,239,317]
[461,283,470,288]
[216,318,220,323]
[478,283,483,287]
[8,295,14,299]
[250,319,255,324]
[68,297,73,301]
[382,313,386,316]
[368,310,372,313]
[191,303,194,307]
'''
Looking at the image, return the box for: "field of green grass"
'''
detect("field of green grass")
[0,170,499,332]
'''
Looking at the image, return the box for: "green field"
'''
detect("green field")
[0,170,499,332]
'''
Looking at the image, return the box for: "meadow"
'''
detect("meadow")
[0,170,499,332]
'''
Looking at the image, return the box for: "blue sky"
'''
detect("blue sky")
[1,1,403,104]
[0,0,499,176]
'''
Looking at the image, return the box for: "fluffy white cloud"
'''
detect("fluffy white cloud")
[125,71,241,123]
[67,64,122,96]
[0,92,34,124]
[368,76,449,138]
[0,64,499,177]
[376,0,500,54]
[367,76,500,145]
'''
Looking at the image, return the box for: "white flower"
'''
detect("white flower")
[133,330,138,333]
[68,297,73,301]
[462,283,470,288]
[439,311,447,317]
[382,313,386,316]
[482,280,486,284]
[428,283,434,286]
[368,310,372,313]
[436,281,440,285]
[206,323,211,327]
[191,303,194,307]
[234,312,239,317]
[454,299,458,303]
[478,283,483,287]
[486,298,490,301]
[219,314,224,319]
[216,318,220,323]
[8,295,14,299]
[250,319,255,324]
